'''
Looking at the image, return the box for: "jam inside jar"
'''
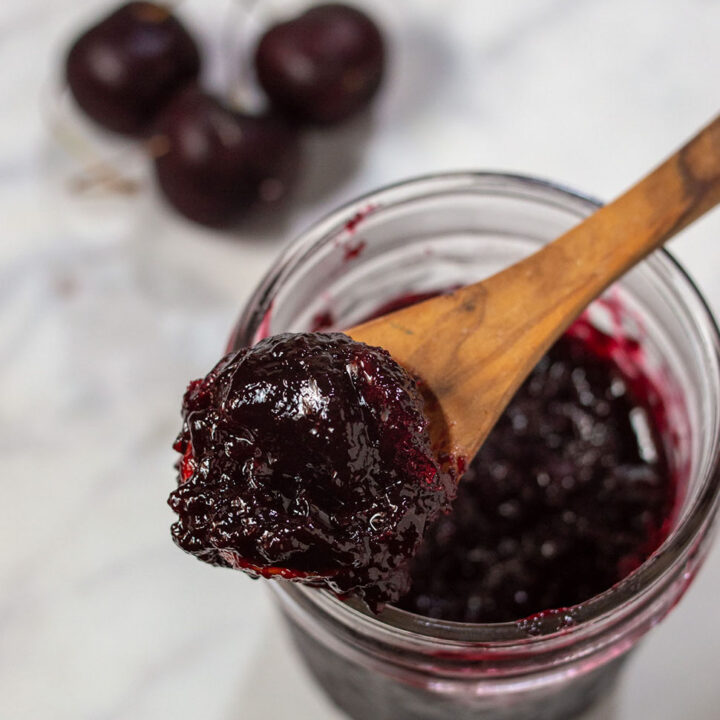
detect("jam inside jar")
[231,173,720,720]
[388,309,675,624]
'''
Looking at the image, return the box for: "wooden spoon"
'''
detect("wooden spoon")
[347,115,720,470]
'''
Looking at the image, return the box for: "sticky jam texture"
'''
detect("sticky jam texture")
[169,332,455,609]
[311,298,675,624]
[396,326,674,623]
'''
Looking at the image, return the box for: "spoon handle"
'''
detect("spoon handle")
[349,115,720,463]
[522,112,720,309]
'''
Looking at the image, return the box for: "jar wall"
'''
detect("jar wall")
[285,616,627,720]
[232,174,720,720]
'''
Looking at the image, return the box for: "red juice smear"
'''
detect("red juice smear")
[311,310,336,332]
[344,203,378,234]
[343,239,366,261]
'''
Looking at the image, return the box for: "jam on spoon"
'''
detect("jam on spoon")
[168,332,455,609]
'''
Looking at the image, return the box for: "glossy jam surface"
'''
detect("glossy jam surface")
[169,332,454,608]
[396,328,674,623]
[312,296,675,623]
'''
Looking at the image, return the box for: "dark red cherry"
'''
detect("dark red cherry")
[152,88,300,227]
[255,3,386,125]
[65,2,201,136]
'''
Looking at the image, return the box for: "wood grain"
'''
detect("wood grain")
[347,114,720,467]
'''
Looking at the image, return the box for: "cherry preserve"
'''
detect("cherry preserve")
[169,332,455,608]
[171,288,675,624]
[316,296,676,623]
[397,325,673,623]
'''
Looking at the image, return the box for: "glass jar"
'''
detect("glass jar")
[230,173,720,720]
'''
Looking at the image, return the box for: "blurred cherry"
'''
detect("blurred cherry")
[66,2,201,136]
[152,87,301,227]
[255,4,386,126]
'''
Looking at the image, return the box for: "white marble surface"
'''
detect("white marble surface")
[2,1,720,718]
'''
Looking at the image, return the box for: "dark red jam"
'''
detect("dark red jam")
[314,297,675,623]
[395,324,674,623]
[169,332,455,609]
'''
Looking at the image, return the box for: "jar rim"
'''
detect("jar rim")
[234,171,720,644]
